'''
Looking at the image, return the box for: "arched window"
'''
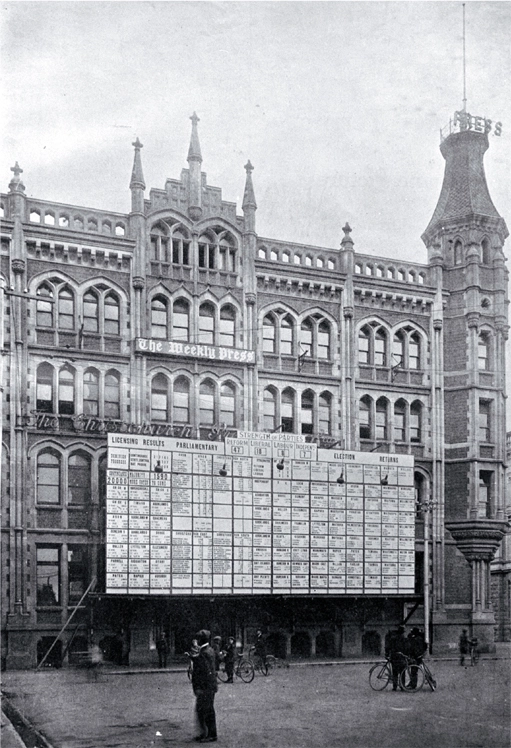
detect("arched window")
[374,329,386,366]
[409,334,420,370]
[198,234,216,269]
[198,303,215,345]
[104,293,120,336]
[150,225,170,262]
[281,388,295,432]
[375,398,388,440]
[105,371,121,419]
[172,230,191,266]
[301,390,314,434]
[263,315,276,353]
[83,369,99,415]
[481,238,491,265]
[410,402,422,443]
[359,397,371,439]
[83,291,99,333]
[219,306,235,347]
[37,451,60,504]
[58,368,75,414]
[263,389,276,431]
[478,333,489,370]
[358,328,370,364]
[58,287,74,329]
[319,392,332,435]
[37,363,54,412]
[173,376,190,423]
[151,374,169,421]
[318,321,331,359]
[300,320,313,357]
[454,240,463,265]
[172,299,189,341]
[199,380,215,424]
[220,382,236,426]
[151,297,168,339]
[392,332,404,367]
[218,235,236,272]
[68,453,91,505]
[280,316,293,356]
[36,285,54,327]
[394,399,406,442]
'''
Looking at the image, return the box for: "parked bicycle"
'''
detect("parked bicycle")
[400,657,437,692]
[248,646,276,675]
[368,656,394,690]
[217,652,254,683]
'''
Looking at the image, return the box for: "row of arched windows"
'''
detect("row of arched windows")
[262,387,333,435]
[451,237,491,265]
[36,449,96,505]
[150,374,239,427]
[150,223,238,272]
[29,209,125,235]
[359,396,423,443]
[359,324,422,369]
[263,311,332,359]
[258,245,336,270]
[151,297,237,346]
[36,364,121,419]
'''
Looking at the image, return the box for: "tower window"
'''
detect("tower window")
[37,546,60,606]
[478,334,490,370]
[478,400,491,442]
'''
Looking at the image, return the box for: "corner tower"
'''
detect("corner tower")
[422,115,509,650]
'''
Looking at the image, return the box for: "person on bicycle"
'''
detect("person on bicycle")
[224,636,236,683]
[407,627,427,689]
[459,629,469,666]
[385,625,408,691]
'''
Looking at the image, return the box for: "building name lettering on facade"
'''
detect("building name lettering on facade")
[136,338,256,363]
[453,110,503,136]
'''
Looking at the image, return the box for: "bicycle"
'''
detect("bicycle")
[469,638,480,666]
[369,657,393,690]
[400,657,437,692]
[217,653,255,683]
[248,646,275,676]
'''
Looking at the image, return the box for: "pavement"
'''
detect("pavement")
[2,644,510,748]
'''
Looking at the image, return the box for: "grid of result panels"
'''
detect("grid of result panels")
[105,433,415,595]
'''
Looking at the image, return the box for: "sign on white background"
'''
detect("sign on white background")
[106,434,415,595]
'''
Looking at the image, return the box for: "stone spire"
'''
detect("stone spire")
[187,112,203,221]
[129,137,145,190]
[187,112,202,164]
[242,160,257,212]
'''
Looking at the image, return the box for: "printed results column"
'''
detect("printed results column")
[226,438,253,593]
[127,447,152,594]
[398,465,415,592]
[149,449,172,594]
[381,465,399,593]
[326,459,346,593]
[272,440,294,593]
[172,451,194,592]
[363,463,383,593]
[346,463,364,593]
[212,454,233,591]
[251,439,272,593]
[192,453,212,592]
[106,446,130,593]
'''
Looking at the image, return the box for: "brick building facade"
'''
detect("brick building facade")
[1,112,509,669]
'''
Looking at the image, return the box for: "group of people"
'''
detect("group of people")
[384,625,427,691]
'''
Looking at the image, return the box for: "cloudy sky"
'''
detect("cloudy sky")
[2,1,510,262]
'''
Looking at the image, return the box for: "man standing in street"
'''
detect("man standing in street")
[191,629,218,743]
[459,629,470,666]
[385,625,408,691]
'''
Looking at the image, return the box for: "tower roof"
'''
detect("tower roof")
[130,138,145,190]
[187,112,202,163]
[422,129,506,244]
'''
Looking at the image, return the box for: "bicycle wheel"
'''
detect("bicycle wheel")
[187,664,193,682]
[400,664,424,692]
[217,662,229,682]
[265,655,276,675]
[238,659,255,683]
[369,662,391,691]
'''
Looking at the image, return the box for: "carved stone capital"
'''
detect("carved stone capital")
[245,293,256,306]
[11,259,25,275]
[343,306,354,319]
[446,520,508,562]
[132,276,145,290]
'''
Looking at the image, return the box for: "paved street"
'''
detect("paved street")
[2,658,510,748]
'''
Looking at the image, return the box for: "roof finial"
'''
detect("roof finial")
[188,111,202,162]
[130,137,145,190]
[242,160,257,212]
[9,161,25,193]
[341,222,354,249]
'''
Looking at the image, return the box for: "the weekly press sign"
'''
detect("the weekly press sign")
[135,337,256,364]
[105,433,415,597]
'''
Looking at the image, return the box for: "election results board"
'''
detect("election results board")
[106,433,415,596]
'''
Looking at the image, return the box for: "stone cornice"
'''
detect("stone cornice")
[446,519,509,561]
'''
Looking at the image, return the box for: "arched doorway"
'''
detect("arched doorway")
[291,632,311,657]
[316,630,336,657]
[266,631,287,659]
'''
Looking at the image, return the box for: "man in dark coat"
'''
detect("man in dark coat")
[385,625,408,691]
[459,629,469,666]
[191,629,218,743]
[224,636,236,683]
[407,628,427,689]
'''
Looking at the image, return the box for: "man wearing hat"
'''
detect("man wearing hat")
[407,628,427,689]
[191,629,218,743]
[385,625,408,691]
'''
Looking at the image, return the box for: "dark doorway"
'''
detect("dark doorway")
[362,631,381,656]
[316,630,336,657]
[37,637,62,668]
[291,631,311,657]
[266,631,287,659]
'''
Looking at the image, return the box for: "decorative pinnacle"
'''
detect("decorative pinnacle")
[245,160,254,175]
[130,138,145,191]
[242,160,257,212]
[9,161,25,193]
[188,112,202,162]
[342,222,352,236]
[341,222,354,248]
[132,137,143,150]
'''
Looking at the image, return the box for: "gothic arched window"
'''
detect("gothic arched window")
[151,373,169,421]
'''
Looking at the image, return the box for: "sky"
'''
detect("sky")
[1,1,510,263]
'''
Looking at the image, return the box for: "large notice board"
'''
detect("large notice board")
[106,433,415,595]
